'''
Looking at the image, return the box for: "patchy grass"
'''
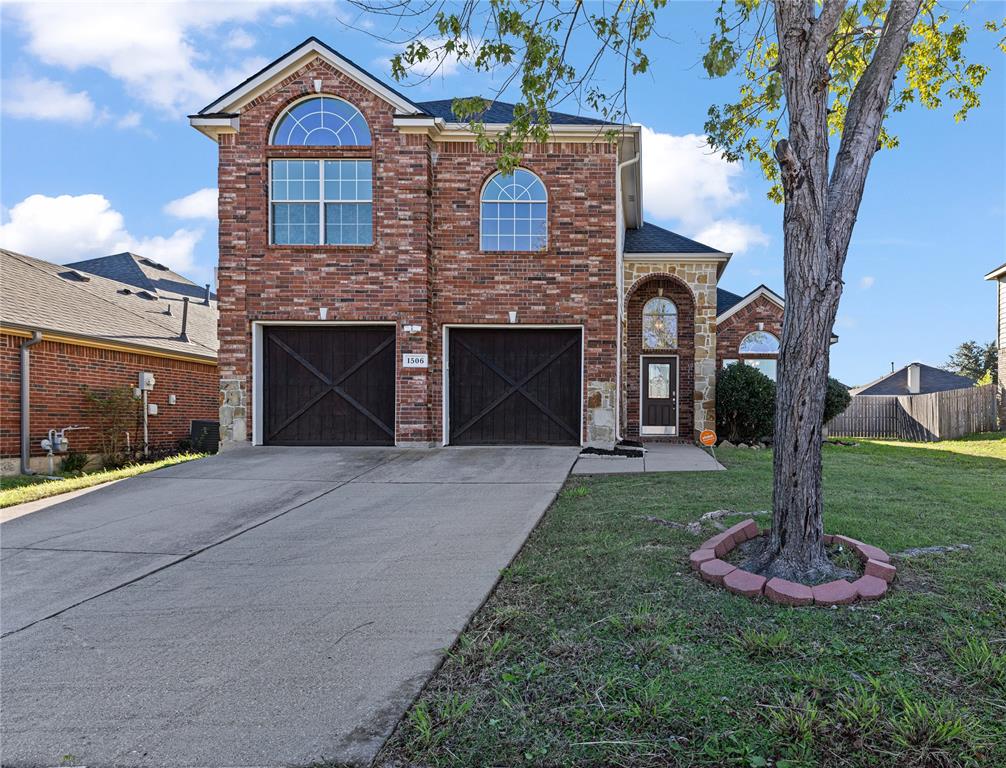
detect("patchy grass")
[0,453,206,509]
[378,435,1006,767]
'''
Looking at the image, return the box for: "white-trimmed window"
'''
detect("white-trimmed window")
[270,159,373,245]
[271,96,371,146]
[739,331,780,354]
[480,169,548,251]
[642,297,678,349]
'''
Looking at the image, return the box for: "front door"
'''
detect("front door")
[641,356,678,436]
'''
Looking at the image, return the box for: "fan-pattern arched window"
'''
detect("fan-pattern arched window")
[642,297,678,349]
[738,331,780,354]
[271,96,371,146]
[480,169,547,251]
[724,331,781,380]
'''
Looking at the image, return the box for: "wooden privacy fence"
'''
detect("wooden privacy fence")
[826,384,997,441]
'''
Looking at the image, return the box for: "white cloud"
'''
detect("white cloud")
[225,28,256,50]
[164,188,218,221]
[859,275,875,289]
[117,111,142,129]
[7,2,292,115]
[2,75,96,122]
[641,127,768,254]
[374,37,474,79]
[695,220,770,255]
[0,193,202,275]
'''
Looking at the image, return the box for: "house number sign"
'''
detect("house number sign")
[403,353,429,368]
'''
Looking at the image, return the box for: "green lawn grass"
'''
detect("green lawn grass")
[0,453,206,509]
[378,435,1006,768]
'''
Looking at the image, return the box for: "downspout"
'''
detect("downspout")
[615,148,641,443]
[19,331,43,475]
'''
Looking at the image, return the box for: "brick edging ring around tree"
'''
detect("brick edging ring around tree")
[689,520,895,606]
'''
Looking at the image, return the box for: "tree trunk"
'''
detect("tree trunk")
[750,0,921,582]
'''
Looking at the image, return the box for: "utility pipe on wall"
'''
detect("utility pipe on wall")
[19,330,43,475]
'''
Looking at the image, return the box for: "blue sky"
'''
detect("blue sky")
[1,1,1003,386]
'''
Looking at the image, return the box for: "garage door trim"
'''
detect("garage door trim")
[442,324,584,447]
[251,321,398,446]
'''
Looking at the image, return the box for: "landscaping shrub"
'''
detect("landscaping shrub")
[824,377,852,423]
[59,450,89,475]
[716,363,775,443]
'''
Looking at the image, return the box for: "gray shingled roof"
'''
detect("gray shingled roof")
[1,249,217,359]
[68,252,216,302]
[416,99,610,126]
[717,288,745,315]
[624,222,723,254]
[852,363,974,396]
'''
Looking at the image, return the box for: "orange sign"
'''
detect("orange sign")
[699,429,717,446]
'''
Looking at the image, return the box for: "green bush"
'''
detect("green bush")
[824,377,852,423]
[716,363,776,444]
[60,450,89,475]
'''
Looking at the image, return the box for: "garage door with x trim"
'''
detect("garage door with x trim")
[448,328,582,445]
[263,326,395,445]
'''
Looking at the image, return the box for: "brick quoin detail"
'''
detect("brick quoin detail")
[213,58,617,446]
[1,334,217,459]
[625,275,695,440]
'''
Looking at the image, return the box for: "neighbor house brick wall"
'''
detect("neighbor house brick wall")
[0,333,217,465]
[716,295,784,367]
[213,57,618,446]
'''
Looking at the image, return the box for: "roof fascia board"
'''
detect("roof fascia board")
[199,39,420,117]
[984,263,1006,280]
[0,323,217,365]
[189,116,240,140]
[716,285,784,323]
[624,251,731,261]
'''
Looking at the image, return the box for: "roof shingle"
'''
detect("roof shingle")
[624,222,723,254]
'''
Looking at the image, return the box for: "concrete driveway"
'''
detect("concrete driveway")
[1,445,577,767]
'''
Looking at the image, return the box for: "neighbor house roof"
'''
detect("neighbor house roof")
[416,98,609,126]
[850,362,974,396]
[0,249,217,362]
[68,252,216,303]
[985,261,1006,281]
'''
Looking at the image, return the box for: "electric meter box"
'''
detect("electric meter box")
[138,372,156,391]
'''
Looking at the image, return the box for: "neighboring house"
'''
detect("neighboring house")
[849,362,974,397]
[189,37,793,449]
[986,261,1006,426]
[0,250,219,474]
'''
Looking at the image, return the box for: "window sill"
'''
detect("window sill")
[265,244,376,251]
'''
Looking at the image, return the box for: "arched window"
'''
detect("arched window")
[480,169,547,251]
[271,96,371,146]
[738,331,780,354]
[642,297,678,349]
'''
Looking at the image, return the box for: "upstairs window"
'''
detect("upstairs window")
[642,297,678,349]
[271,159,373,245]
[270,96,371,146]
[480,169,547,252]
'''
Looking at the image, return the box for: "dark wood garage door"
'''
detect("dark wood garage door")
[448,328,581,445]
[264,326,395,445]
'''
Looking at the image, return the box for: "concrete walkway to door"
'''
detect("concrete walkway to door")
[571,442,725,474]
[1,445,578,767]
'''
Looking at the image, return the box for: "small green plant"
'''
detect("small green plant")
[767,692,827,747]
[436,692,473,723]
[83,385,140,468]
[889,696,977,767]
[731,627,793,658]
[486,632,513,661]
[944,632,1006,690]
[833,680,883,741]
[407,701,436,748]
[59,450,88,475]
[560,485,590,499]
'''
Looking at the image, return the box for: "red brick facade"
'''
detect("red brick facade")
[1,333,217,464]
[212,58,617,445]
[716,295,784,369]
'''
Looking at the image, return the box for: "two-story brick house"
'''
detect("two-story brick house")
[191,38,786,449]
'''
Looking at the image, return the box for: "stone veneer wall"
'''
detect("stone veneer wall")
[622,261,718,438]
